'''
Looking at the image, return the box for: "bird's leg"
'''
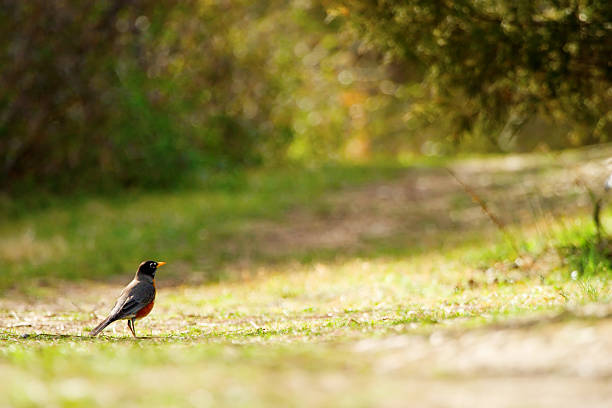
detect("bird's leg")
[127,319,136,338]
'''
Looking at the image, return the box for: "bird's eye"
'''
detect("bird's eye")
[152,262,157,267]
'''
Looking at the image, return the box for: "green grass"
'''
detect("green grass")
[0,163,413,292]
[1,149,612,407]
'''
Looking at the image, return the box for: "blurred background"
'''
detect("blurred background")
[1,0,609,194]
[1,3,611,406]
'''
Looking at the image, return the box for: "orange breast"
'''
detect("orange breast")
[135,300,155,320]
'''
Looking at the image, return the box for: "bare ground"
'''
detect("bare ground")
[2,298,611,407]
[225,148,612,263]
[2,148,612,407]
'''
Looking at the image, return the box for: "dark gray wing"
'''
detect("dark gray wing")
[107,280,155,321]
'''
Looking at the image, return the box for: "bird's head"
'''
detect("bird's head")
[137,260,166,278]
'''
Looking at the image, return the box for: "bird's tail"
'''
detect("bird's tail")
[90,316,115,336]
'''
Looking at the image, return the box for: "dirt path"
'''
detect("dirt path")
[353,310,612,408]
[2,298,611,407]
[230,148,612,261]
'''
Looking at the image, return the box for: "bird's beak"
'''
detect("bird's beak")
[157,262,167,268]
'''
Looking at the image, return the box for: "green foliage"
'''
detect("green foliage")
[1,1,611,192]
[0,1,299,192]
[0,1,177,190]
[561,235,612,277]
[337,0,612,148]
[0,163,404,292]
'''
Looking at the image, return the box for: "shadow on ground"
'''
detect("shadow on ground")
[210,147,611,277]
[1,146,611,290]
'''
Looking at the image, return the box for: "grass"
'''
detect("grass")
[0,163,411,292]
[1,148,612,407]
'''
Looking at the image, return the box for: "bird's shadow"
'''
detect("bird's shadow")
[8,333,163,342]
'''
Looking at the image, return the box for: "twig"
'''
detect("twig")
[594,197,603,242]
[8,323,33,328]
[446,167,520,255]
[575,178,604,242]
[70,300,85,313]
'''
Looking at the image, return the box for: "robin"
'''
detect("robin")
[90,260,166,337]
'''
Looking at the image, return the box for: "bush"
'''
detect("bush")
[338,0,612,148]
[0,1,295,192]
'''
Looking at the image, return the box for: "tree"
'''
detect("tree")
[0,0,299,191]
[335,0,611,147]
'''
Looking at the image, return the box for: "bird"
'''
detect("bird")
[90,260,166,338]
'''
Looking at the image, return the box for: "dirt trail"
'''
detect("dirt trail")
[356,309,612,408]
[236,148,612,259]
[356,305,612,379]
